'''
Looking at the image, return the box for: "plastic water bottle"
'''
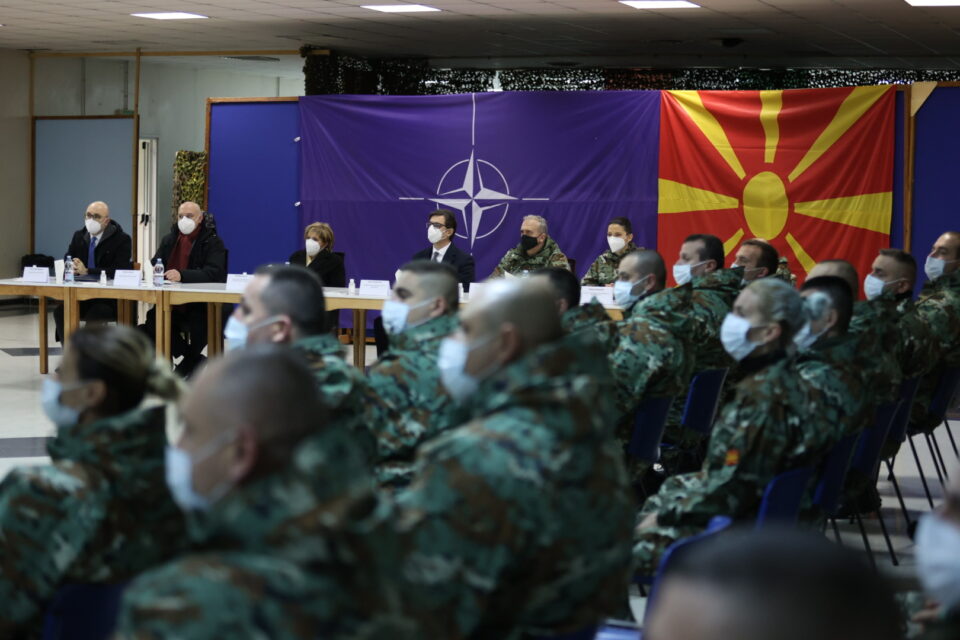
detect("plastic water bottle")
[99,270,107,285]
[458,283,464,300]
[348,278,356,295]
[64,256,74,283]
[153,259,165,287]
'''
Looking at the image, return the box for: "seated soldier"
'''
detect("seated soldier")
[732,238,778,285]
[397,280,633,638]
[490,215,570,277]
[615,249,667,319]
[224,264,380,465]
[646,528,901,640]
[581,216,642,286]
[116,347,417,638]
[0,326,186,636]
[367,260,462,488]
[533,266,611,338]
[633,279,824,575]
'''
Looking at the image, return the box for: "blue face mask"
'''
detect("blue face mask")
[165,429,238,512]
[613,275,651,307]
[381,298,435,335]
[41,378,90,428]
[223,314,284,351]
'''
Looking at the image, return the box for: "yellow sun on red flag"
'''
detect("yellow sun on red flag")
[658,85,895,291]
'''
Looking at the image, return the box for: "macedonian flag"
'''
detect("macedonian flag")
[658,85,895,290]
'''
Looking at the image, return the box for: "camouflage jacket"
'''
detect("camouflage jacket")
[775,256,798,286]
[796,334,873,440]
[609,286,695,418]
[642,350,823,529]
[849,293,911,402]
[580,242,641,286]
[688,268,742,372]
[561,299,614,343]
[116,425,417,639]
[916,269,960,368]
[490,237,570,278]
[366,313,464,488]
[396,331,634,639]
[293,333,381,466]
[0,405,186,635]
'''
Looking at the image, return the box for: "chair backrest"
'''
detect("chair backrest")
[680,368,729,436]
[42,583,127,640]
[813,433,860,517]
[627,396,675,463]
[643,515,733,623]
[887,377,921,447]
[531,626,598,640]
[755,466,816,529]
[929,366,960,423]
[851,401,899,477]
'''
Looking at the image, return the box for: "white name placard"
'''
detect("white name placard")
[359,279,390,298]
[226,273,255,292]
[22,267,49,283]
[467,282,489,299]
[580,286,615,306]
[113,270,142,288]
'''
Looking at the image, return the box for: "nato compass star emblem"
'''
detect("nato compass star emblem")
[399,94,550,249]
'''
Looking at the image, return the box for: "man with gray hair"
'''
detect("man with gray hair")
[398,279,633,638]
[490,214,571,278]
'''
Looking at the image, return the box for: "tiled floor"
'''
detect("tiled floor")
[0,302,955,624]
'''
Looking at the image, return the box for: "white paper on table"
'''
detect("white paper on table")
[580,286,615,306]
[22,266,50,283]
[468,282,489,299]
[358,279,391,298]
[503,271,518,280]
[54,260,65,284]
[226,273,255,292]
[113,270,142,288]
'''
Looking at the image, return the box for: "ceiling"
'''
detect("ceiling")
[5,0,960,69]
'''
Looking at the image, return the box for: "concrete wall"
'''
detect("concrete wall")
[0,51,32,277]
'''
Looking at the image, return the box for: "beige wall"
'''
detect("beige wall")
[0,51,31,278]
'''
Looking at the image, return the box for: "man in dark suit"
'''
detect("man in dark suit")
[412,210,475,288]
[375,210,475,356]
[54,200,133,342]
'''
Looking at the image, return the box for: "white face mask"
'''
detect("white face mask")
[614,275,650,307]
[305,238,321,257]
[607,236,627,253]
[427,226,445,245]
[792,320,825,352]
[178,216,198,236]
[916,513,960,612]
[673,260,707,286]
[164,430,238,512]
[223,314,284,351]
[85,218,102,236]
[438,335,495,402]
[381,297,435,334]
[925,255,957,281]
[41,378,89,428]
[720,313,762,361]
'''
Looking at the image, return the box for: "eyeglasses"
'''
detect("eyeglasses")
[427,222,448,230]
[85,213,105,221]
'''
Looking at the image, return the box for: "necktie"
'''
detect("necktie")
[88,236,98,270]
[433,251,441,263]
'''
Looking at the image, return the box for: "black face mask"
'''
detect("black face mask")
[520,235,539,251]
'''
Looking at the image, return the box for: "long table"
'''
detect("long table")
[0,279,625,372]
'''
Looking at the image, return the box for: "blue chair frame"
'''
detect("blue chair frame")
[42,582,127,640]
[680,368,729,437]
[814,433,860,542]
[850,401,900,567]
[627,396,675,464]
[755,466,816,529]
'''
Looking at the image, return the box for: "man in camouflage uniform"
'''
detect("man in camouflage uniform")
[397,280,634,639]
[580,216,643,286]
[367,260,462,489]
[233,264,380,465]
[490,214,571,278]
[776,256,798,286]
[532,266,612,340]
[116,347,417,639]
[911,232,960,433]
[731,238,779,285]
[634,280,826,575]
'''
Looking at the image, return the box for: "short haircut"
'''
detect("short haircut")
[533,266,580,310]
[609,217,633,235]
[742,239,779,277]
[745,278,805,345]
[683,233,724,268]
[801,275,853,333]
[472,279,563,350]
[523,215,548,235]
[813,259,859,298]
[878,248,917,286]
[664,528,900,640]
[210,345,327,475]
[943,231,960,259]
[398,259,460,310]
[429,209,457,234]
[303,222,334,249]
[624,249,667,289]
[255,264,329,336]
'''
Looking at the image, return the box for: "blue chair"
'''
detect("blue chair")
[814,433,860,542]
[42,583,127,640]
[627,396,675,463]
[884,377,923,522]
[531,626,597,640]
[680,368,729,437]
[596,623,641,639]
[850,402,900,567]
[906,367,960,501]
[755,466,816,529]
[640,515,733,623]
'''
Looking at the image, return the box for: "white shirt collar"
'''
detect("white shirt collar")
[433,242,451,260]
